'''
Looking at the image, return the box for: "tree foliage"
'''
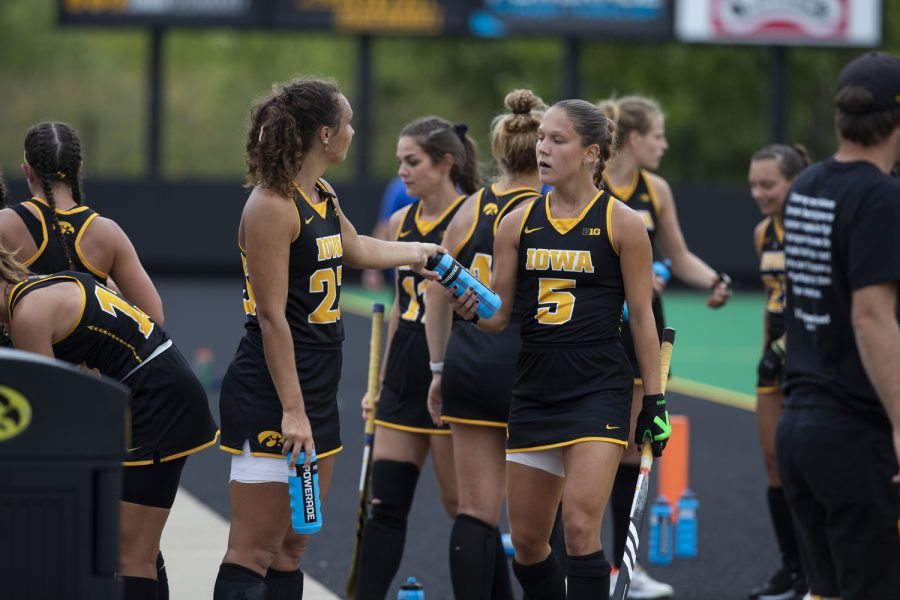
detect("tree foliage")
[0,0,896,183]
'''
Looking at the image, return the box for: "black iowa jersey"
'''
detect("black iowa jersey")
[756,216,786,341]
[240,180,344,348]
[8,271,168,381]
[454,185,540,315]
[518,191,623,346]
[603,169,660,241]
[10,197,107,282]
[394,195,466,329]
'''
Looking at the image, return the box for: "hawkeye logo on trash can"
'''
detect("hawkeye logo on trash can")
[0,385,32,442]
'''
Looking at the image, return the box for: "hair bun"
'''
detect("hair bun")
[506,89,544,115]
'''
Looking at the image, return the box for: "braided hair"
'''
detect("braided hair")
[23,122,85,269]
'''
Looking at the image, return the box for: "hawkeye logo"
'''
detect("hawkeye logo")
[0,385,32,442]
[483,202,498,216]
[56,221,75,235]
[257,430,283,449]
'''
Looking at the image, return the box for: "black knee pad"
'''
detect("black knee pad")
[369,460,420,527]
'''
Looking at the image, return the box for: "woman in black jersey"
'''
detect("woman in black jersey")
[0,251,218,600]
[449,99,670,600]
[213,79,442,600]
[747,143,811,600]
[353,115,480,599]
[0,122,162,323]
[596,96,731,597]
[423,89,543,600]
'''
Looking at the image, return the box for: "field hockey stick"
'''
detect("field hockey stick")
[612,327,676,600]
[345,303,385,599]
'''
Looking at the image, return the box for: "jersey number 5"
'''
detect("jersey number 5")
[95,286,154,339]
[537,278,575,325]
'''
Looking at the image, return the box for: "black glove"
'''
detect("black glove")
[757,337,786,383]
[635,393,671,458]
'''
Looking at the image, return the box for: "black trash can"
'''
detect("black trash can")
[0,348,129,600]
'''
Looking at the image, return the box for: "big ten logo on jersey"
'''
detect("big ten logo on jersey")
[582,227,602,237]
[257,430,283,449]
[637,210,655,230]
[315,234,343,262]
[56,220,75,235]
[483,202,499,216]
[525,248,595,273]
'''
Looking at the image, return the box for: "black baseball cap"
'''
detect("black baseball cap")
[836,51,900,114]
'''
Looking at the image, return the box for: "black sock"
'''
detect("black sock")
[122,576,158,600]
[768,486,802,572]
[355,460,420,600]
[611,463,640,568]
[265,568,304,599]
[491,527,515,600]
[449,514,498,599]
[213,563,267,600]
[513,553,566,600]
[566,550,611,600]
[156,552,168,600]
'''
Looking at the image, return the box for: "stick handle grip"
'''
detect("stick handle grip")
[641,327,676,467]
[364,304,385,435]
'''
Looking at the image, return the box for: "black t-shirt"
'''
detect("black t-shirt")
[783,158,900,425]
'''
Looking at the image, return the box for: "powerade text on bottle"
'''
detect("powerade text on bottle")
[675,489,699,557]
[425,252,501,320]
[397,576,424,599]
[648,495,673,564]
[286,450,322,534]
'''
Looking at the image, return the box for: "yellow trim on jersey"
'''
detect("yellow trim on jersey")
[518,199,538,237]
[603,170,639,202]
[29,196,91,215]
[754,217,770,255]
[123,432,221,466]
[441,415,507,428]
[393,204,415,241]
[20,201,49,267]
[374,419,452,435]
[494,188,540,236]
[507,436,628,453]
[773,216,784,242]
[294,183,330,219]
[453,188,485,257]
[756,385,781,395]
[606,196,619,255]
[415,194,467,236]
[217,443,344,460]
[56,278,87,343]
[73,213,108,280]
[545,190,602,235]
[7,279,29,324]
[642,170,662,216]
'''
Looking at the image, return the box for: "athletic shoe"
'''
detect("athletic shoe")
[609,565,674,599]
[748,567,808,599]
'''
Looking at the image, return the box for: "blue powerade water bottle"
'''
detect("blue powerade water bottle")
[397,576,425,599]
[425,252,501,320]
[648,495,673,564]
[675,488,699,557]
[623,259,671,321]
[286,450,322,534]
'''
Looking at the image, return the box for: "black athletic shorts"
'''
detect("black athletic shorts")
[621,294,665,383]
[441,319,519,428]
[219,332,343,459]
[776,403,900,599]
[507,342,632,453]
[123,345,219,467]
[376,325,449,434]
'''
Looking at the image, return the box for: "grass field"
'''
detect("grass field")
[341,286,766,408]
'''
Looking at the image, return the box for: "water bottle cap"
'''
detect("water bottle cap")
[407,577,416,583]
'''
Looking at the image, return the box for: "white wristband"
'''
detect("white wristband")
[429,361,444,374]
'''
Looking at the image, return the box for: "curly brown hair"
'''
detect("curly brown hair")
[245,78,344,199]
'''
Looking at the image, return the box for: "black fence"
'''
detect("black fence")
[4,177,763,288]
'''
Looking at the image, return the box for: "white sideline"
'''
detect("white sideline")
[163,487,340,599]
